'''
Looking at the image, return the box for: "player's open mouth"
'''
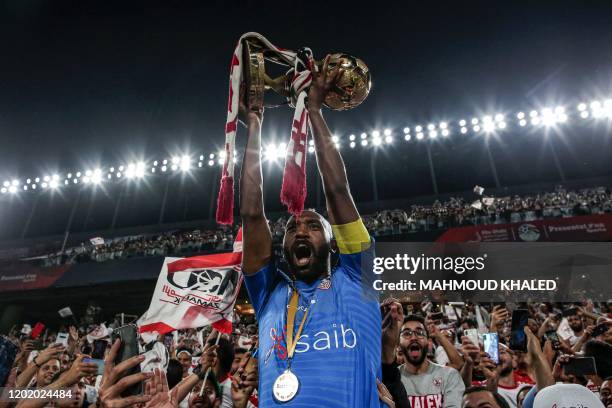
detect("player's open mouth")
[408,343,422,359]
[292,242,313,267]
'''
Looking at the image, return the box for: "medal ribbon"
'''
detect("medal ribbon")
[285,290,309,360]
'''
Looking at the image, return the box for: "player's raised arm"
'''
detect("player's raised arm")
[239,97,272,274]
[307,55,360,226]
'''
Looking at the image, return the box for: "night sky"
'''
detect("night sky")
[2,0,612,240]
[2,0,612,176]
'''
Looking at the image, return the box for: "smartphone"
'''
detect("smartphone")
[163,334,174,349]
[30,322,45,340]
[509,309,529,352]
[56,332,69,347]
[544,330,561,350]
[110,324,141,396]
[564,357,597,377]
[465,329,479,346]
[92,340,108,360]
[83,357,105,376]
[483,333,499,364]
[592,323,609,338]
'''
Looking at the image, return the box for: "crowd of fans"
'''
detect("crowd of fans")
[1,300,611,407]
[27,185,612,268]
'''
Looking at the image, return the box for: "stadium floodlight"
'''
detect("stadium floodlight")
[372,130,380,138]
[441,129,450,137]
[384,135,393,144]
[116,172,122,178]
[360,139,368,146]
[44,175,50,182]
[197,162,202,168]
[219,151,227,159]
[10,180,18,187]
[558,113,568,123]
[517,112,525,119]
[372,136,382,146]
[332,135,339,143]
[429,130,437,138]
[209,153,215,159]
[350,141,356,148]
[591,101,601,110]
[483,115,493,124]
[349,134,356,141]
[471,118,479,125]
[179,156,191,172]
[279,142,287,152]
[107,174,112,179]
[217,158,224,166]
[404,134,411,141]
[27,178,31,183]
[415,125,423,132]
[416,132,424,140]
[52,174,59,181]
[32,184,37,189]
[208,160,214,166]
[2,181,9,187]
[403,127,410,134]
[494,113,504,122]
[529,110,538,118]
[42,182,48,188]
[162,159,168,165]
[531,117,541,125]
[308,146,315,153]
[35,177,41,182]
[459,119,466,126]
[85,170,92,177]
[49,180,59,188]
[577,103,587,111]
[554,106,565,114]
[161,165,167,172]
[427,123,435,130]
[309,139,315,146]
[473,125,481,132]
[498,121,507,129]
[334,143,340,149]
[383,128,392,136]
[199,155,204,161]
[109,168,114,173]
[8,185,17,193]
[153,161,158,166]
[91,169,102,184]
[0,187,6,194]
[360,132,367,139]
[125,164,135,178]
[117,166,124,172]
[82,177,90,184]
[171,164,178,171]
[172,156,180,165]
[460,127,468,134]
[519,119,527,126]
[439,122,447,129]
[73,179,78,184]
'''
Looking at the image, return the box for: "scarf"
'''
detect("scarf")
[216,32,313,224]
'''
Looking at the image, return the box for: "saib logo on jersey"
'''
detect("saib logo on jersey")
[268,323,358,361]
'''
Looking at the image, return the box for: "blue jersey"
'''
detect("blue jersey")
[244,239,383,407]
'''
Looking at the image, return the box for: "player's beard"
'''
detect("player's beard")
[402,343,428,366]
[284,241,330,284]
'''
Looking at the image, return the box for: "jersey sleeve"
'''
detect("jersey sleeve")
[243,261,278,318]
[443,367,466,408]
[331,218,375,284]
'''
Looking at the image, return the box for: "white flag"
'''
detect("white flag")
[90,237,105,246]
[473,185,485,195]
[58,307,73,318]
[471,200,483,210]
[86,323,111,344]
[139,230,242,336]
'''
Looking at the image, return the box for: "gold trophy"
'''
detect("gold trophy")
[242,34,371,112]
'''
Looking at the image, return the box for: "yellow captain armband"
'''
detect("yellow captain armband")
[331,218,371,254]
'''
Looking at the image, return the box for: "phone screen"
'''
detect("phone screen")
[545,330,561,350]
[510,309,529,351]
[483,333,499,364]
[465,329,479,346]
[83,358,105,375]
[564,357,597,377]
[164,334,173,349]
[56,332,69,347]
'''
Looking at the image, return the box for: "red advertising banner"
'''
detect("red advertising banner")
[0,262,69,293]
[437,214,612,243]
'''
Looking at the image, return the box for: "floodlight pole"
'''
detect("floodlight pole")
[21,194,40,239]
[485,141,501,189]
[158,177,170,224]
[110,185,124,230]
[425,143,439,195]
[61,190,82,252]
[370,150,379,207]
[549,142,566,182]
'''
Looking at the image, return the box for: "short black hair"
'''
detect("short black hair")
[459,318,478,329]
[464,386,510,408]
[207,337,234,376]
[166,359,183,389]
[585,340,612,379]
[402,314,429,337]
[234,347,248,355]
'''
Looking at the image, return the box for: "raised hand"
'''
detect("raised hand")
[144,368,179,408]
[56,355,99,387]
[36,344,65,365]
[376,379,396,408]
[307,54,342,112]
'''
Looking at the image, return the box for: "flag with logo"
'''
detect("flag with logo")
[89,237,105,246]
[139,229,242,336]
[86,323,111,344]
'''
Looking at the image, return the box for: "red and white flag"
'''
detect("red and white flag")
[86,323,111,344]
[139,230,242,336]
